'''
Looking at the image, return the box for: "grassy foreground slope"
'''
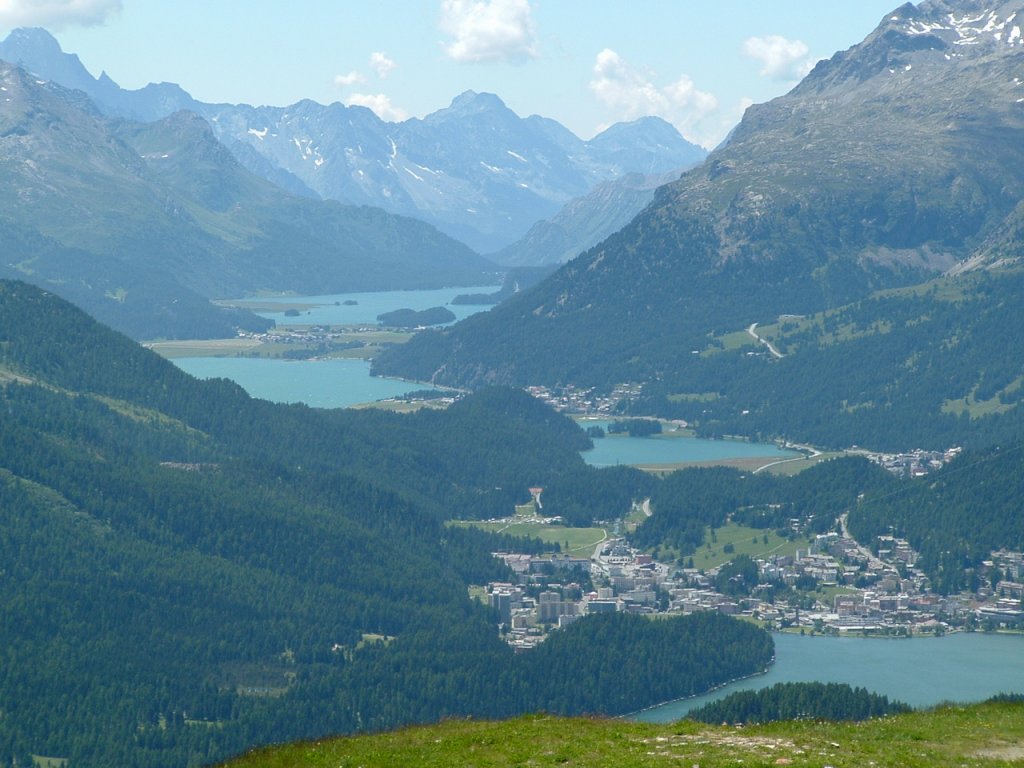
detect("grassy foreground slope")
[220,701,1024,768]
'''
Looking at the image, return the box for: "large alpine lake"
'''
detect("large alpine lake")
[173,285,495,408]
[172,356,429,409]
[235,285,499,326]
[635,630,1024,722]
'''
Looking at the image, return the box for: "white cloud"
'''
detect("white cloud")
[334,71,365,87]
[369,51,396,79]
[742,35,815,81]
[589,48,719,147]
[0,0,121,29]
[440,0,538,64]
[345,93,408,122]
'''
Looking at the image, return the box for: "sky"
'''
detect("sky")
[0,0,904,148]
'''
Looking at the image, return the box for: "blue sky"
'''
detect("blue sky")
[1,0,903,147]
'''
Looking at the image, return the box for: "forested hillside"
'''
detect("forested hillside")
[624,269,1024,452]
[0,280,771,767]
[630,458,896,556]
[849,442,1024,594]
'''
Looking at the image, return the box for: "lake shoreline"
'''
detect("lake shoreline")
[624,658,776,720]
[632,630,1024,722]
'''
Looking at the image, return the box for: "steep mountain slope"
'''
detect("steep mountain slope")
[375,0,1024,428]
[492,168,685,267]
[0,62,494,339]
[0,28,707,253]
[113,110,494,296]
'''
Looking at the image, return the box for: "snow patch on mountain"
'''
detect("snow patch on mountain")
[904,8,1024,48]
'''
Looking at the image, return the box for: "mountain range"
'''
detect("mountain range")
[0,27,706,254]
[374,0,1024,450]
[0,60,496,339]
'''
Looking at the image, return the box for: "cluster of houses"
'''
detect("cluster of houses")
[524,383,644,416]
[862,446,962,477]
[485,528,1024,648]
[240,324,370,349]
[977,550,1024,623]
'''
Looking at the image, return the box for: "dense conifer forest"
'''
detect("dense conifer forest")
[686,682,911,725]
[0,280,773,767]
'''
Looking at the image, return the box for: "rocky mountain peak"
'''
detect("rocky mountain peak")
[1,26,62,57]
[0,26,96,94]
[426,90,513,125]
[792,0,1023,95]
[899,0,1023,46]
[449,89,508,111]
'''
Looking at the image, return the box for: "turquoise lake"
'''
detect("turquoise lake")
[236,285,499,326]
[634,631,1024,722]
[173,285,498,407]
[169,358,804,464]
[579,418,797,467]
[171,356,429,409]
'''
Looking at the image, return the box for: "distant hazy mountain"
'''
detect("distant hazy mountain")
[0,62,495,339]
[374,0,1024,418]
[492,168,686,267]
[0,26,199,120]
[0,28,707,253]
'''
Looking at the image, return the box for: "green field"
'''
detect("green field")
[715,329,758,352]
[145,338,263,358]
[942,379,1021,419]
[450,519,607,558]
[148,327,412,361]
[685,523,802,570]
[756,450,849,476]
[213,299,322,313]
[221,701,1024,768]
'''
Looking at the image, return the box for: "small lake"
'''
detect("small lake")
[634,631,1024,722]
[579,418,797,468]
[235,285,499,326]
[172,357,430,409]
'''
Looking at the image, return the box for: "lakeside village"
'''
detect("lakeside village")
[234,327,1009,643]
[485,511,1024,650]
[525,383,963,479]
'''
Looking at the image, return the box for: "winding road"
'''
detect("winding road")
[747,322,784,359]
